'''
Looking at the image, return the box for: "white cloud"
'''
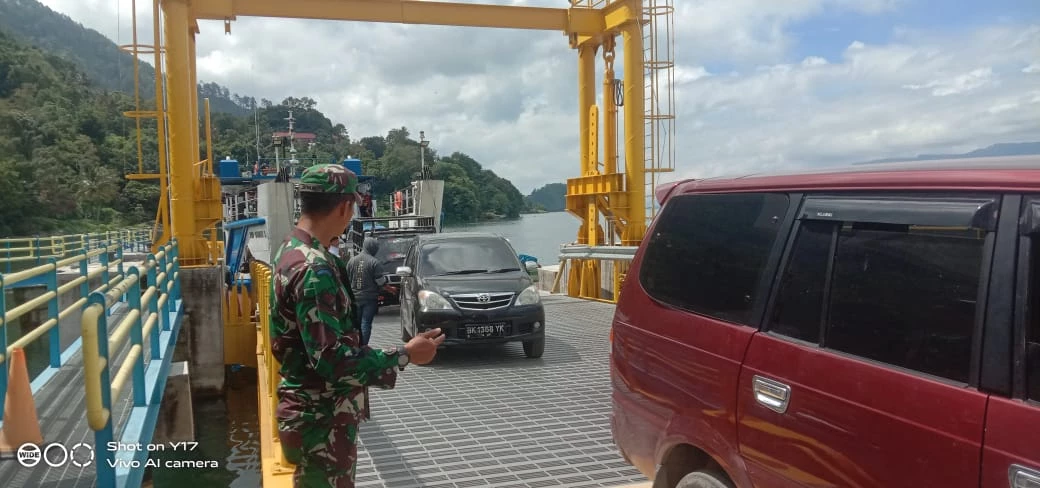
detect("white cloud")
[670,23,1039,180]
[34,0,1040,194]
[903,67,995,97]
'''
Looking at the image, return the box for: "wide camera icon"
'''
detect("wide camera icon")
[16,443,41,468]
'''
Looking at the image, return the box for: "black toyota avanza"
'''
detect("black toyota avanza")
[396,232,545,358]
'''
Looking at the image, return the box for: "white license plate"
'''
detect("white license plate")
[465,323,508,338]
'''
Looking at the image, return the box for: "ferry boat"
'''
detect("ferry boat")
[218,112,447,283]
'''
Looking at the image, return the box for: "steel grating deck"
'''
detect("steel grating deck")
[355,295,647,488]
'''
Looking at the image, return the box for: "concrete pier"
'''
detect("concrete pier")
[177,266,226,398]
[152,361,196,444]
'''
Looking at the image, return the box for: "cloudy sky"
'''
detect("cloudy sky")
[38,0,1040,194]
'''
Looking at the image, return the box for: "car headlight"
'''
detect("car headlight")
[515,285,540,306]
[418,290,452,311]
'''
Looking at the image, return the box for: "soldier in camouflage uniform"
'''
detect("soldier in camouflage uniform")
[270,163,445,487]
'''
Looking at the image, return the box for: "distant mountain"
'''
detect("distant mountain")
[857,142,1040,165]
[0,0,252,116]
[525,182,567,212]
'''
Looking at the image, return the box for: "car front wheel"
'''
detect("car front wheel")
[522,338,544,358]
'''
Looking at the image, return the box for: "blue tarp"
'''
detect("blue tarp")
[518,254,539,265]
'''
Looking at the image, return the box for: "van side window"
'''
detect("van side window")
[1028,235,1040,401]
[827,224,983,383]
[639,193,790,326]
[770,221,832,342]
[769,199,990,384]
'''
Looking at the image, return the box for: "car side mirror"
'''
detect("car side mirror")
[524,261,538,271]
[396,266,412,277]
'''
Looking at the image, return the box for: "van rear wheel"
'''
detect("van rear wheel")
[675,470,733,488]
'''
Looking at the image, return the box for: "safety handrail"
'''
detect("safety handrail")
[80,239,181,487]
[0,235,138,422]
[0,229,151,274]
[252,261,277,435]
[81,240,179,431]
[556,243,639,303]
[251,260,295,469]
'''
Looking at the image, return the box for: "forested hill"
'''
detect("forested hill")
[0,26,526,235]
[0,0,251,115]
[525,182,566,212]
[0,27,154,236]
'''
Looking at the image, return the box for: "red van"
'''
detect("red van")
[610,156,1040,488]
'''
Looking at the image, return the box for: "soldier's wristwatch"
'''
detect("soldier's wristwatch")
[397,345,410,371]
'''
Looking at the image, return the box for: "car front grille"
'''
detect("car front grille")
[450,292,514,311]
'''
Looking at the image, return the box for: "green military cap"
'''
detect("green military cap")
[298,163,362,199]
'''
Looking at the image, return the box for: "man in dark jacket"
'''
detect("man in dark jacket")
[346,237,387,346]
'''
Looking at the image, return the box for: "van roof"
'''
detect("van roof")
[665,155,1040,200]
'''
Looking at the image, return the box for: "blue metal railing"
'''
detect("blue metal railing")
[0,232,148,422]
[0,230,151,277]
[81,239,183,488]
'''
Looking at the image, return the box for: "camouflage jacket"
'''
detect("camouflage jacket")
[270,228,401,413]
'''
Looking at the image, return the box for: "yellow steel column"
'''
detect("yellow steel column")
[602,37,617,175]
[584,203,600,298]
[162,0,199,262]
[131,0,144,174]
[189,30,201,170]
[621,21,645,245]
[204,97,217,256]
[578,44,596,176]
[204,98,214,173]
[571,41,599,298]
[152,0,170,250]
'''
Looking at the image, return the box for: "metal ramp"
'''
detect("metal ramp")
[360,296,643,488]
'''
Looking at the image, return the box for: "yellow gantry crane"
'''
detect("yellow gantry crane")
[117,1,674,483]
[119,0,675,280]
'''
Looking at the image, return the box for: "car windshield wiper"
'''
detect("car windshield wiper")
[486,267,521,273]
[437,269,488,275]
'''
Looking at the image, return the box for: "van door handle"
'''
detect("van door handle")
[752,375,791,414]
[1010,464,1040,488]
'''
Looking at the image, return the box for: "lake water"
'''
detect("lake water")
[441,211,581,264]
[150,211,581,487]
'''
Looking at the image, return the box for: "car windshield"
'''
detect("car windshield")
[419,237,519,276]
[374,236,413,265]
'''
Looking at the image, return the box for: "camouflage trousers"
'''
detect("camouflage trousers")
[276,390,361,488]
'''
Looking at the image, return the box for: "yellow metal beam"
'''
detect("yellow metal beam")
[603,0,641,31]
[192,0,605,34]
[163,0,201,263]
[189,31,201,170]
[602,37,617,175]
[621,20,645,245]
[151,0,171,251]
[578,44,597,178]
[204,98,214,175]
